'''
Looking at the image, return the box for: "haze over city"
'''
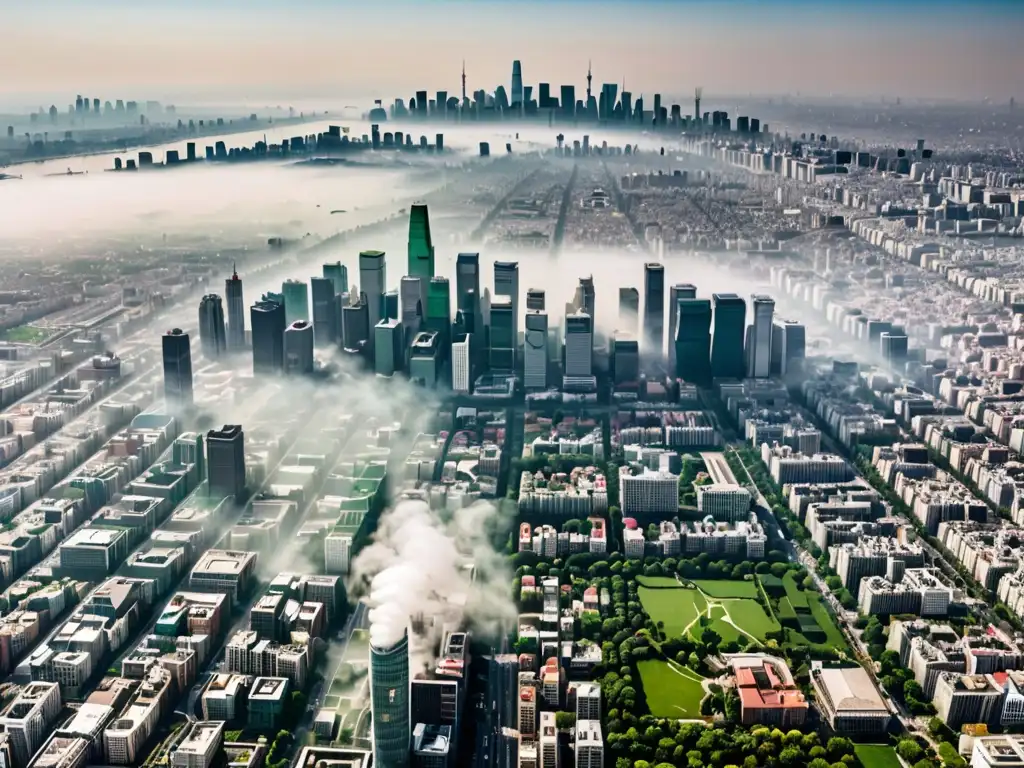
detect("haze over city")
[1,3,1024,768]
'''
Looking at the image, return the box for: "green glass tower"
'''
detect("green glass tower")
[426,276,451,355]
[282,279,310,325]
[711,293,747,380]
[407,203,435,281]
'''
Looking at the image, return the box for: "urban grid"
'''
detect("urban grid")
[2,23,1024,768]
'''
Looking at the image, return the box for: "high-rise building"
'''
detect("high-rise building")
[611,334,640,387]
[643,263,665,360]
[560,85,576,118]
[198,294,227,358]
[711,293,747,380]
[310,277,338,347]
[251,300,286,374]
[456,253,481,333]
[564,311,593,378]
[370,630,411,768]
[162,328,194,408]
[359,250,387,341]
[409,331,441,388]
[747,294,775,379]
[342,294,370,351]
[426,277,451,349]
[282,279,310,325]
[668,284,697,375]
[526,288,545,312]
[511,60,524,110]
[675,299,712,385]
[494,261,519,365]
[207,425,246,500]
[374,319,405,376]
[225,267,245,350]
[489,296,515,373]
[322,262,348,296]
[618,287,640,336]
[452,333,472,393]
[524,312,548,390]
[771,319,806,377]
[408,204,435,283]
[383,289,399,321]
[400,275,424,346]
[284,321,315,375]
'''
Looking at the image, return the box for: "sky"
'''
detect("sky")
[2,0,1022,110]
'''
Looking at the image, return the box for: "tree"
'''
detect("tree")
[338,727,354,745]
[555,711,576,730]
[687,652,700,670]
[897,740,924,763]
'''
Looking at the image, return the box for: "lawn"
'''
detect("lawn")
[0,325,49,344]
[640,580,780,644]
[692,579,759,599]
[639,585,707,638]
[854,745,900,768]
[637,659,706,718]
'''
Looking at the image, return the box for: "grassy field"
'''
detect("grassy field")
[637,659,706,718]
[0,325,49,344]
[692,579,760,598]
[639,580,780,643]
[639,585,707,638]
[854,745,900,768]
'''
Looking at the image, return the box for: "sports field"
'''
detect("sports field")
[638,579,780,644]
[637,659,706,718]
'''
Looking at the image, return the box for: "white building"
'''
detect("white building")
[620,467,678,516]
[283,321,315,375]
[324,531,353,574]
[574,682,601,721]
[623,528,645,558]
[696,483,751,521]
[451,334,471,393]
[524,312,548,390]
[747,294,774,379]
[575,719,603,768]
[0,681,61,766]
[170,721,224,768]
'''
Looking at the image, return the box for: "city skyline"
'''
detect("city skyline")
[3,0,1023,109]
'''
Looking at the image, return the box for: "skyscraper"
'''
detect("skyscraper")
[452,333,472,393]
[198,294,227,358]
[675,299,712,385]
[711,293,747,380]
[322,262,348,296]
[667,284,696,374]
[374,319,405,376]
[251,299,285,374]
[489,296,515,373]
[425,277,451,349]
[284,320,315,375]
[771,319,806,376]
[578,276,595,320]
[282,279,309,325]
[162,328,193,408]
[524,312,548,390]
[207,424,246,501]
[342,294,370,351]
[370,630,411,768]
[456,253,481,332]
[408,204,435,282]
[563,311,593,379]
[310,277,338,347]
[612,334,640,388]
[747,294,775,379]
[225,266,245,350]
[618,287,640,336]
[493,261,519,367]
[643,263,665,360]
[359,250,387,342]
[511,60,524,111]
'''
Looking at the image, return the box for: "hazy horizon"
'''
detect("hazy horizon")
[3,0,1022,111]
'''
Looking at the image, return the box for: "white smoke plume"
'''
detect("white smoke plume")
[356,497,516,662]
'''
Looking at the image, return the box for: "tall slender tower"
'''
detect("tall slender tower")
[370,630,411,768]
[586,60,593,103]
[225,265,245,350]
[695,86,703,124]
[511,60,524,111]
[461,60,467,104]
[197,294,227,358]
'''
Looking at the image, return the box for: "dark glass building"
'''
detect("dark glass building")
[225,267,245,350]
[310,276,338,347]
[408,203,435,282]
[711,293,747,379]
[674,299,712,384]
[643,263,665,359]
[198,294,227,358]
[250,299,285,374]
[207,424,246,500]
[162,328,194,408]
